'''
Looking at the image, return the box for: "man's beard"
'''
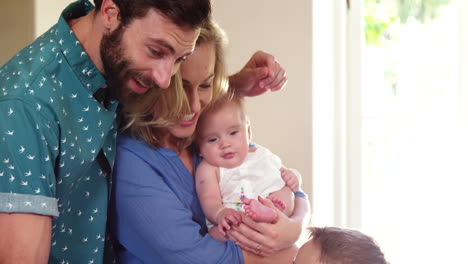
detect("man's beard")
[100,25,160,106]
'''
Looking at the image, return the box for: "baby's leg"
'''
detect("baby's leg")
[242,197,278,223]
[267,185,294,217]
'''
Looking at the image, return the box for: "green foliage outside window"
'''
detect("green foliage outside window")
[364,0,453,45]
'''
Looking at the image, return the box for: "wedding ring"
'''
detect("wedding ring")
[255,243,261,254]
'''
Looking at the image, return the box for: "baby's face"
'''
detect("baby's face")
[198,101,250,168]
[294,239,322,264]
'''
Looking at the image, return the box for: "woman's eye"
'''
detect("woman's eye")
[176,56,187,63]
[200,84,212,89]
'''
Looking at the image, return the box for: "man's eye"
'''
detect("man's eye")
[149,48,161,57]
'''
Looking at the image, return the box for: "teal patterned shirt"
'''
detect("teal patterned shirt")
[0,1,118,263]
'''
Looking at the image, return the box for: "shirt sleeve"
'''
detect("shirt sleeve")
[0,99,59,216]
[110,145,244,264]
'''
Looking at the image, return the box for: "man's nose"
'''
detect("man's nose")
[152,62,175,89]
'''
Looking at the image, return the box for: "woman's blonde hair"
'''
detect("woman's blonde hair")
[121,19,229,150]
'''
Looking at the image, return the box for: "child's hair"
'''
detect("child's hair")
[195,91,248,149]
[309,227,388,264]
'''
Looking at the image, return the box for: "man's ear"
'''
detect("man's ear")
[100,0,120,31]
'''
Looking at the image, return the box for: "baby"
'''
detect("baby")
[195,93,300,236]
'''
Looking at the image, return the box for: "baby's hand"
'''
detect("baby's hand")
[216,208,242,236]
[280,167,302,192]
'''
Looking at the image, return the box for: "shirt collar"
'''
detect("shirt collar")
[56,0,106,96]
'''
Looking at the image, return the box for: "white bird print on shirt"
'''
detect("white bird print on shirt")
[82,236,88,242]
[26,155,35,160]
[3,158,9,163]
[5,131,14,136]
[82,106,90,112]
[7,108,13,116]
[7,164,15,170]
[77,117,83,123]
[20,181,28,186]
[35,188,41,194]
[24,201,32,206]
[92,208,98,214]
[36,103,41,111]
[18,145,25,153]
[86,137,92,142]
[24,170,32,176]
[0,171,3,176]
[9,175,14,182]
[82,126,89,131]
[71,93,78,98]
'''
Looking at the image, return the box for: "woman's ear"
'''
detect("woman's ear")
[100,0,120,31]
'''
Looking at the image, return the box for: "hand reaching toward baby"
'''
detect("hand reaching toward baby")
[216,208,242,236]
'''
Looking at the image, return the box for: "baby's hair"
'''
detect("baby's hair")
[308,226,388,264]
[195,92,248,144]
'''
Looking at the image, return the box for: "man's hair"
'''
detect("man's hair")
[310,227,388,264]
[93,0,211,29]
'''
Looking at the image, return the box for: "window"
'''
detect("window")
[312,0,468,262]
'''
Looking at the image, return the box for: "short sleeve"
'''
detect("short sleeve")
[0,99,59,216]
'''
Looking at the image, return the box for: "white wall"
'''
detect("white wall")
[0,0,314,200]
[0,0,73,65]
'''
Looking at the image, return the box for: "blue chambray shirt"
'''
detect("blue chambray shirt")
[0,1,118,263]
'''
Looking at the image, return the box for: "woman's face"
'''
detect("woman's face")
[165,41,215,141]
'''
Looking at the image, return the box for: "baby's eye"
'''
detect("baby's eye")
[229,131,238,136]
[207,138,217,143]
